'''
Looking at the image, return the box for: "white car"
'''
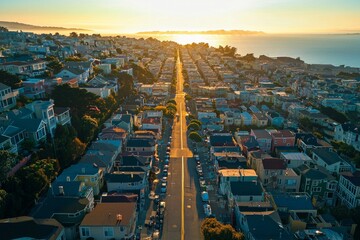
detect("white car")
[203,204,212,217]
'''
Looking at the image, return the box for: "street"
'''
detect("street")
[162,49,201,240]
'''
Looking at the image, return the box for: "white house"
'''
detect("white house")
[336,172,360,208]
[312,148,352,174]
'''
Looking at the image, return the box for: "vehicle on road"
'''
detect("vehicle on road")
[201,191,209,202]
[162,176,167,182]
[152,230,160,240]
[203,204,212,217]
[161,186,167,193]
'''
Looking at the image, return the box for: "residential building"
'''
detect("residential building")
[25,100,57,137]
[237,210,293,240]
[32,195,92,240]
[273,193,317,232]
[312,148,352,174]
[252,112,268,127]
[79,202,137,240]
[240,112,252,126]
[218,169,257,195]
[280,152,313,169]
[56,163,104,196]
[22,78,46,99]
[54,107,71,126]
[336,172,360,208]
[0,60,47,77]
[250,129,272,153]
[257,158,300,192]
[228,181,264,204]
[270,130,295,152]
[0,83,19,112]
[295,165,337,206]
[125,138,155,153]
[0,216,65,240]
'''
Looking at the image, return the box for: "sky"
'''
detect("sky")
[1,0,360,34]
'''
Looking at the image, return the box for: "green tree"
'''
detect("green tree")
[0,151,19,183]
[188,122,201,131]
[319,106,348,124]
[190,119,202,126]
[167,99,177,106]
[69,32,78,38]
[201,218,244,240]
[0,189,8,218]
[189,131,202,142]
[0,26,9,32]
[21,139,35,152]
[78,115,98,143]
[46,57,64,74]
[0,70,22,89]
[116,48,123,54]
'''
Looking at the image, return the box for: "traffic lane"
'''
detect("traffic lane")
[162,156,182,240]
[184,157,203,240]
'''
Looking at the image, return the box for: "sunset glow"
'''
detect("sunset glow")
[1,0,360,34]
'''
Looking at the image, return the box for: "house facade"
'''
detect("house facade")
[0,83,19,112]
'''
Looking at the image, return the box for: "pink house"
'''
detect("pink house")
[270,130,295,152]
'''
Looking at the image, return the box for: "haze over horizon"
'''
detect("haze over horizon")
[1,0,360,34]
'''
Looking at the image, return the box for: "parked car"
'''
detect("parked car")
[203,204,212,217]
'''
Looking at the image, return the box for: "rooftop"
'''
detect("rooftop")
[81,202,136,226]
[230,181,263,196]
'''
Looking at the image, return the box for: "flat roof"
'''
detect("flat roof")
[81,202,136,226]
[219,169,257,177]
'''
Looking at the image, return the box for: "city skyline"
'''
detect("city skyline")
[1,0,360,34]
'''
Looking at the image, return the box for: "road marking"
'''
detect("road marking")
[180,104,183,150]
[181,156,185,240]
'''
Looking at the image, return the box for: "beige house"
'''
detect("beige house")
[80,202,137,240]
[257,158,300,192]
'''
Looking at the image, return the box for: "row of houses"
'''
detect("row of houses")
[204,130,359,239]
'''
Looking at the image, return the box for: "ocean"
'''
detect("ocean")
[131,34,360,68]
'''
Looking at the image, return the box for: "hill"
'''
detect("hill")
[137,29,264,35]
[0,21,90,33]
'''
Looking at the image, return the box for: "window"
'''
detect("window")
[81,227,90,237]
[104,227,114,237]
[249,196,253,201]
[277,179,282,184]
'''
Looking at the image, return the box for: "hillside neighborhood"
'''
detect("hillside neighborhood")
[0,29,360,240]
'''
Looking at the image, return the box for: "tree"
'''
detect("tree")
[0,26,9,32]
[0,70,22,89]
[78,115,98,143]
[0,189,8,218]
[116,48,123,54]
[21,139,35,152]
[167,99,177,106]
[189,131,202,142]
[46,57,64,74]
[0,151,19,183]
[201,218,244,240]
[188,122,201,131]
[319,106,348,124]
[69,32,78,38]
[190,119,202,126]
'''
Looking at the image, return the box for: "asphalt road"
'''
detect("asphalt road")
[162,50,201,240]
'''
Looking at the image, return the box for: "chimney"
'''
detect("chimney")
[66,176,71,182]
[58,186,64,195]
[116,214,122,223]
